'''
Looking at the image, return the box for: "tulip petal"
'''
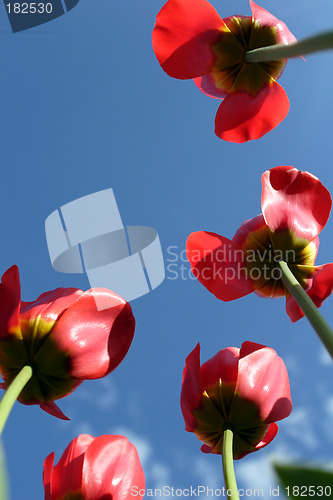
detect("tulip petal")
[43,452,55,500]
[232,214,266,247]
[201,347,240,418]
[194,75,227,99]
[51,435,94,498]
[152,0,224,79]
[200,444,214,454]
[51,289,135,379]
[201,422,279,460]
[39,402,70,421]
[201,347,239,389]
[20,288,83,325]
[183,341,291,460]
[249,0,297,45]
[250,422,278,452]
[186,231,254,301]
[286,263,333,322]
[0,266,21,339]
[235,342,292,423]
[233,214,287,298]
[181,344,204,432]
[262,166,332,241]
[82,435,145,499]
[215,81,289,143]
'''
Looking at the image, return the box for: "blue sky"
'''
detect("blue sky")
[1,0,333,498]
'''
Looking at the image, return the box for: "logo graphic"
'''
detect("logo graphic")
[45,189,165,302]
[3,0,79,33]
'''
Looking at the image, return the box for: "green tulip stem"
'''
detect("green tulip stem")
[222,427,240,500]
[278,261,333,359]
[0,439,9,500]
[244,30,333,63]
[0,365,33,436]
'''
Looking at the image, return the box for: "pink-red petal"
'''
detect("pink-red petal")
[152,0,224,79]
[49,434,94,499]
[194,74,228,99]
[20,288,83,326]
[215,81,289,143]
[261,166,332,241]
[249,0,297,45]
[82,435,145,500]
[51,289,135,379]
[236,342,292,423]
[186,231,254,300]
[238,422,279,459]
[43,452,55,500]
[200,443,214,454]
[286,263,333,322]
[0,265,21,338]
[201,422,279,460]
[200,347,239,389]
[200,347,240,416]
[181,344,204,431]
[232,214,267,247]
[39,402,70,421]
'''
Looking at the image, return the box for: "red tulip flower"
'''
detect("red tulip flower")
[181,342,292,459]
[187,166,333,322]
[153,0,296,143]
[43,434,145,499]
[0,265,135,419]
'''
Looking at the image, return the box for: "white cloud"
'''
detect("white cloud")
[73,419,96,437]
[318,346,332,366]
[109,426,152,467]
[66,377,118,411]
[284,408,319,450]
[283,354,300,375]
[108,426,172,491]
[193,456,220,490]
[95,377,118,410]
[125,390,145,424]
[323,396,333,443]
[191,456,221,499]
[237,454,276,497]
[237,443,299,497]
[325,396,333,417]
[149,463,171,491]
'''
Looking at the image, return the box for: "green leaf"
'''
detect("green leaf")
[274,462,333,499]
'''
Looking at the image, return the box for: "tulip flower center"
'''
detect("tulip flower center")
[193,381,269,457]
[241,225,317,298]
[0,316,78,404]
[211,17,286,95]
